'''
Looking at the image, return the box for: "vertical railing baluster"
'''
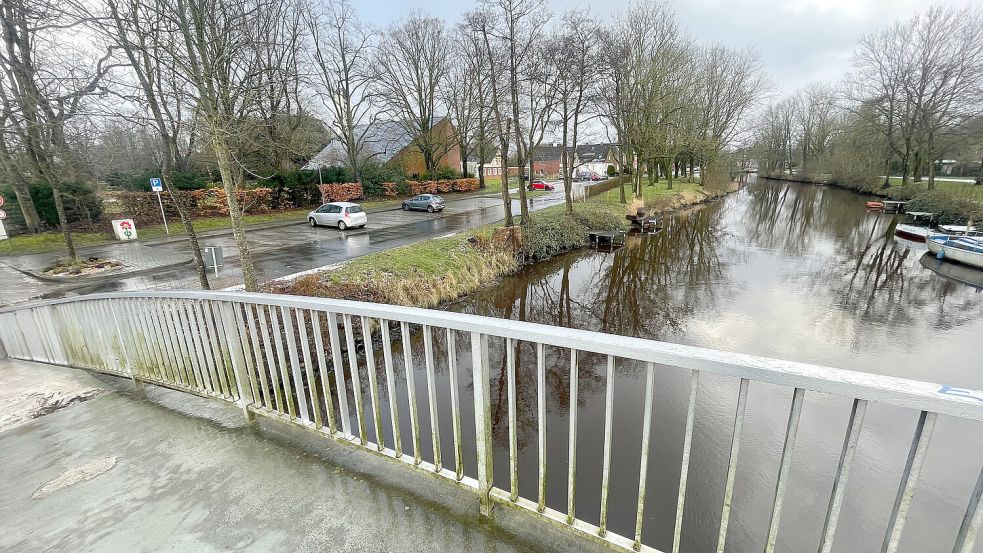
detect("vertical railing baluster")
[311,311,336,433]
[244,305,271,409]
[177,301,205,390]
[423,324,441,470]
[599,354,615,534]
[151,299,177,383]
[538,342,547,513]
[447,328,463,480]
[380,321,401,456]
[168,300,194,386]
[673,370,701,553]
[160,300,188,385]
[819,398,869,553]
[269,306,296,416]
[471,332,493,516]
[203,301,231,395]
[219,302,254,422]
[633,362,657,550]
[258,305,284,412]
[400,321,421,464]
[765,387,805,553]
[194,301,220,393]
[953,463,983,553]
[567,349,579,524]
[508,337,518,501]
[343,313,367,444]
[298,310,322,428]
[210,301,237,399]
[184,302,210,392]
[281,307,310,422]
[360,316,385,450]
[881,411,937,553]
[233,304,261,404]
[717,378,750,553]
[328,312,352,437]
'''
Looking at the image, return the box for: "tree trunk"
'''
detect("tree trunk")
[162,163,210,289]
[499,146,513,225]
[10,181,40,233]
[213,138,258,292]
[49,180,77,261]
[478,162,485,188]
[926,132,936,191]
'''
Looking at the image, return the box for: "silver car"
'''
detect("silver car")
[308,202,367,230]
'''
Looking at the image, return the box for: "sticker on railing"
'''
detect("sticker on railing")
[938,385,983,403]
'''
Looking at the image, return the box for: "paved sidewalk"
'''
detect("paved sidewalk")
[0,358,574,553]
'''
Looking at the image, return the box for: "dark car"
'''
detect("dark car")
[402,194,446,212]
[528,180,555,191]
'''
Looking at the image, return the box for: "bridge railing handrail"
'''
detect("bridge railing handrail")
[2,290,982,553]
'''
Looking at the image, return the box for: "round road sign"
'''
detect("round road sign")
[0,195,5,208]
[0,209,6,220]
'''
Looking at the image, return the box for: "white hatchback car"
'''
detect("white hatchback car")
[308,202,367,230]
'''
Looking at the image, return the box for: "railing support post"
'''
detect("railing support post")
[471,332,493,518]
[109,300,143,395]
[220,302,255,425]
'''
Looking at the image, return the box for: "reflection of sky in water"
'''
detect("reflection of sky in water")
[442,178,983,553]
[455,178,983,388]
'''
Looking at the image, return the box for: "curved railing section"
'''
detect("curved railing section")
[1,291,982,553]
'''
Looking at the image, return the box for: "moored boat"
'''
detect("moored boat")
[926,234,983,269]
[939,224,983,237]
[894,211,936,242]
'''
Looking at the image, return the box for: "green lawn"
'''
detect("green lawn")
[884,177,983,203]
[588,178,704,207]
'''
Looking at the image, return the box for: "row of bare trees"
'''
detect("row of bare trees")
[0,0,768,293]
[754,6,983,190]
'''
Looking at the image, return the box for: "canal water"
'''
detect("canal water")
[349,176,983,552]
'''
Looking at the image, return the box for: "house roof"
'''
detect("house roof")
[466,148,500,163]
[302,117,447,170]
[575,143,617,162]
[531,145,562,162]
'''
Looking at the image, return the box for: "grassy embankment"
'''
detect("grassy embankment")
[270,202,629,308]
[0,182,514,256]
[272,176,738,308]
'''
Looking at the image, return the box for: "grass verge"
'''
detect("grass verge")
[268,202,629,308]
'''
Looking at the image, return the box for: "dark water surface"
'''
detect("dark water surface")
[350,177,983,553]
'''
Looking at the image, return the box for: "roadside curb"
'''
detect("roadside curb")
[7,257,195,285]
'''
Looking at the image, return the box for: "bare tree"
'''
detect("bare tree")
[103,0,212,289]
[442,41,479,178]
[375,11,452,177]
[551,11,598,213]
[305,0,377,182]
[457,15,495,188]
[0,0,116,259]
[480,0,549,225]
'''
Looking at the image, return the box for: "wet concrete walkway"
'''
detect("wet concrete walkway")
[0,358,577,553]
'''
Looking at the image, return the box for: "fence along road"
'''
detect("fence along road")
[2,290,983,553]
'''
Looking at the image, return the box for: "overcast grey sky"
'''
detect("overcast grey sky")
[356,0,981,94]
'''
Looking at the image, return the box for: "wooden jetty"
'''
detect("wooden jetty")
[587,230,627,248]
[626,210,661,233]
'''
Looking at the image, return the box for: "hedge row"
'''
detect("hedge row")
[108,188,283,227]
[404,179,480,195]
[318,183,363,203]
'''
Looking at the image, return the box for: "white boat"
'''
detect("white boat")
[894,211,936,242]
[938,224,982,237]
[926,235,983,269]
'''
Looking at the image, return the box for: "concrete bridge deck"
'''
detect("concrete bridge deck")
[0,358,573,553]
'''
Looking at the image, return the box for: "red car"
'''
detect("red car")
[528,180,555,191]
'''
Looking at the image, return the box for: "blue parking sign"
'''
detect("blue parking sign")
[150,177,163,192]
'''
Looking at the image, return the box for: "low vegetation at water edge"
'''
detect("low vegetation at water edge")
[269,203,629,308]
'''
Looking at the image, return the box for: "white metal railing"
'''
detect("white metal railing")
[2,291,983,553]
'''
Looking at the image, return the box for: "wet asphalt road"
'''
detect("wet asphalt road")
[61,185,572,297]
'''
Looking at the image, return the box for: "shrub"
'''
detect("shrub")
[906,190,983,225]
[109,187,281,227]
[521,210,589,261]
[0,181,104,234]
[319,182,363,203]
[268,170,321,209]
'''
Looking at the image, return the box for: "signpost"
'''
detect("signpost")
[150,177,169,235]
